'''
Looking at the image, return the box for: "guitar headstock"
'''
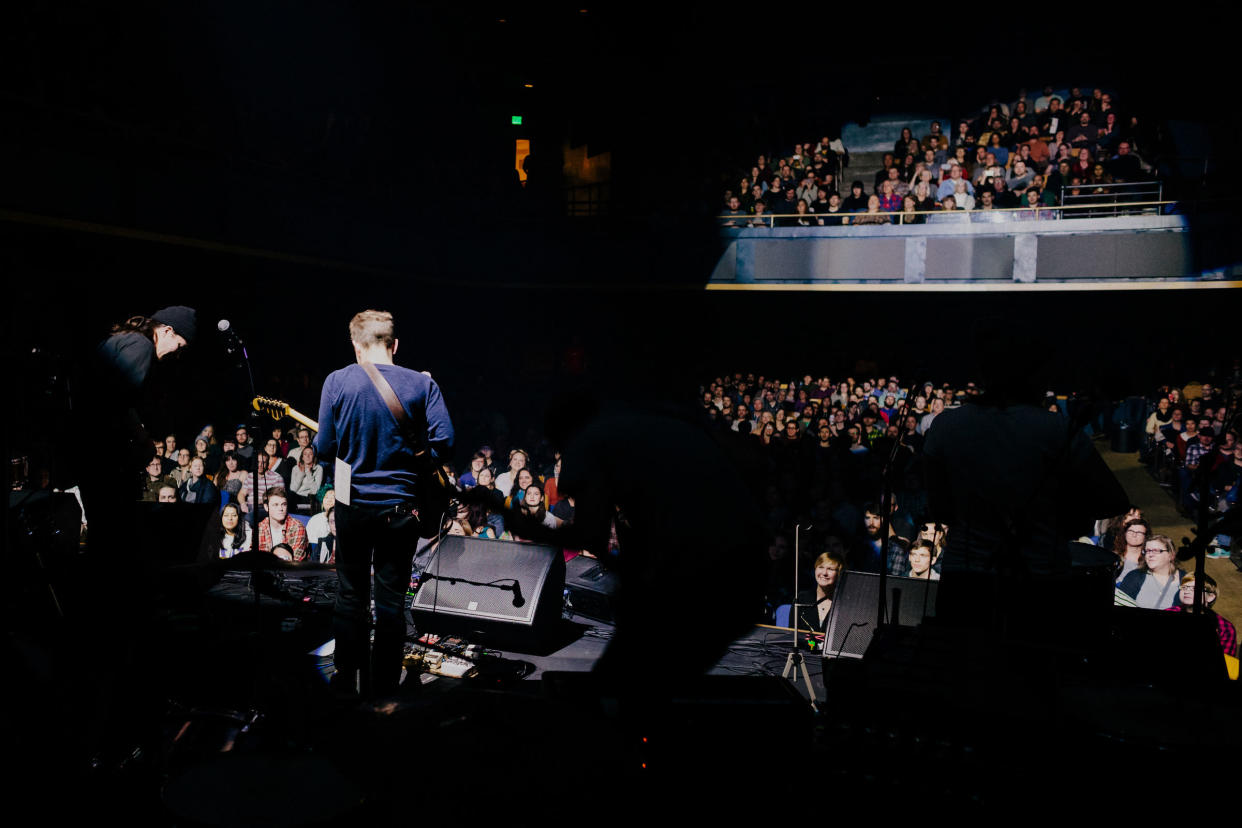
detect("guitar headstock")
[252,396,291,421]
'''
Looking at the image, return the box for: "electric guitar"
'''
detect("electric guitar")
[252,396,456,537]
[252,397,319,433]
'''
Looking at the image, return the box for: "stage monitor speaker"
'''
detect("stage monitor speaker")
[564,554,619,624]
[410,536,565,648]
[824,571,938,659]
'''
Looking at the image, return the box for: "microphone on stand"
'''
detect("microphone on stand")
[217,319,245,353]
[217,319,246,367]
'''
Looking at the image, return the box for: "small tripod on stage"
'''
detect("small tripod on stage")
[780,524,819,712]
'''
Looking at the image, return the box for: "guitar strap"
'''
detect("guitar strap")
[359,362,432,462]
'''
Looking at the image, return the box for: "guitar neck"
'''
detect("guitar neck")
[252,397,319,433]
[285,408,319,433]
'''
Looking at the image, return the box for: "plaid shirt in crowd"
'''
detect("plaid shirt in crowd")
[1184,439,1214,470]
[1166,606,1238,657]
[258,517,309,562]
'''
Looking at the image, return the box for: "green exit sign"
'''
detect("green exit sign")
[511,115,523,125]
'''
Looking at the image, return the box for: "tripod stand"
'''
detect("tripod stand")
[780,524,819,711]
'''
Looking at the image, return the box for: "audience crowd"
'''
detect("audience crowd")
[720,85,1157,228]
[112,358,1240,660]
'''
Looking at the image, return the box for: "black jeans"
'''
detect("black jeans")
[334,501,421,697]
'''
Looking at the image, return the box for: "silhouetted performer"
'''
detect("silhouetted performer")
[922,320,1127,626]
[485,393,769,679]
[70,306,196,773]
[315,310,454,698]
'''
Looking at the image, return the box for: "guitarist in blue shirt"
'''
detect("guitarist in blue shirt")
[315,309,454,698]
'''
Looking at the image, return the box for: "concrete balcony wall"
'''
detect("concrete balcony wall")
[712,215,1236,287]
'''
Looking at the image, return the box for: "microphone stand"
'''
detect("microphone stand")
[218,321,272,696]
[876,393,915,629]
[781,524,819,710]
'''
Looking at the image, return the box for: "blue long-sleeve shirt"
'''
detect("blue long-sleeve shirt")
[314,363,454,507]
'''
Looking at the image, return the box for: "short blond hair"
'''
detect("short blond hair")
[349,310,395,349]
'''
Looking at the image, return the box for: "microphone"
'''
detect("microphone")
[217,319,244,351]
[217,319,246,365]
[510,581,525,608]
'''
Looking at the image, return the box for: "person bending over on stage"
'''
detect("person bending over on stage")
[1116,534,1184,610]
[315,310,454,698]
[796,551,845,634]
[258,487,308,562]
[1167,574,1238,657]
[70,305,196,770]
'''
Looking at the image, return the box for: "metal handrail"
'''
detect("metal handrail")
[719,194,1174,228]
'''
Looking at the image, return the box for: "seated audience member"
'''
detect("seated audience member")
[936,164,974,201]
[201,502,252,560]
[906,539,940,580]
[1116,534,1184,609]
[258,487,308,562]
[157,484,178,503]
[262,438,290,479]
[170,448,193,487]
[507,467,537,508]
[720,196,747,227]
[142,455,177,502]
[269,425,290,459]
[816,192,847,225]
[179,457,219,506]
[233,424,256,468]
[306,488,336,546]
[794,551,845,634]
[545,457,563,505]
[876,181,901,213]
[911,181,937,212]
[1167,574,1238,657]
[215,450,248,505]
[852,194,891,225]
[474,467,505,536]
[952,180,975,211]
[314,507,337,564]
[841,181,869,213]
[290,445,324,513]
[459,453,487,489]
[1111,518,1151,582]
[749,200,771,227]
[989,176,1019,209]
[194,437,219,477]
[512,482,561,537]
[240,451,284,515]
[898,195,924,224]
[494,449,529,497]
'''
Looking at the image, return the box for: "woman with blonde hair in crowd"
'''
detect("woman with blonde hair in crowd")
[795,551,845,634]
